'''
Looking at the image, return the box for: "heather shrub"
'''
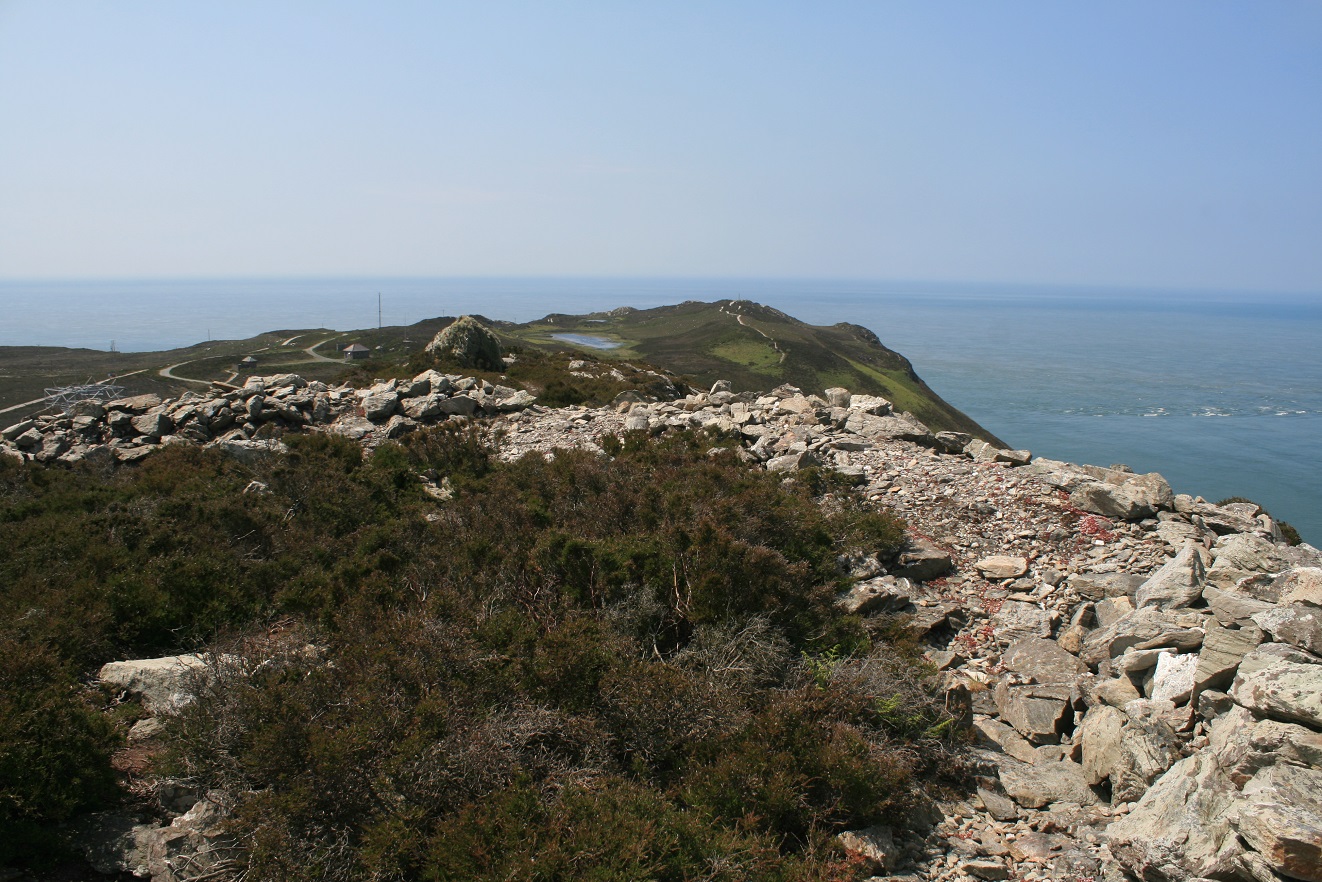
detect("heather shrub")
[1,426,953,879]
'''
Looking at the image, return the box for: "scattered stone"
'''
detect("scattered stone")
[975,555,1029,580]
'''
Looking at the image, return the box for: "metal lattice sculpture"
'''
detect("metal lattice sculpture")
[44,382,126,412]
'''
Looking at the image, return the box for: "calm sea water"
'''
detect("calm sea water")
[2,277,1319,543]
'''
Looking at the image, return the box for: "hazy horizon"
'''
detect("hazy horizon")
[2,2,1320,292]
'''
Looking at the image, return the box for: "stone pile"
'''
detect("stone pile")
[0,369,541,466]
[59,376,1322,882]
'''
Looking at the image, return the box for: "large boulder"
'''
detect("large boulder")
[1236,764,1322,882]
[1211,705,1322,788]
[843,411,932,445]
[1001,637,1087,685]
[98,655,211,714]
[425,316,503,370]
[890,536,954,581]
[1134,543,1208,610]
[1080,702,1181,803]
[1251,604,1322,654]
[994,682,1072,744]
[1105,754,1244,881]
[1080,607,1207,669]
[1193,623,1264,696]
[996,756,1098,808]
[1229,649,1322,728]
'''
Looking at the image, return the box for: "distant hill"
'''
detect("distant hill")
[0,299,1000,444]
[498,299,1001,443]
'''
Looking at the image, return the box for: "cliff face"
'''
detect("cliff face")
[43,367,1322,882]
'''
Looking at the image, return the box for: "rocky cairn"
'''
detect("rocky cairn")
[24,375,1320,882]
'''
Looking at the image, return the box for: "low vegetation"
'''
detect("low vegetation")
[1,425,962,878]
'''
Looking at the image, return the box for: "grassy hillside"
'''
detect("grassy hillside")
[1,300,1001,444]
[503,300,1001,443]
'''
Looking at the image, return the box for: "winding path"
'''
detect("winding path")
[720,302,787,363]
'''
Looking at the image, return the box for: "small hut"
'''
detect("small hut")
[342,343,371,361]
[240,355,258,370]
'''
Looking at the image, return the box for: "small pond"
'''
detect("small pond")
[550,333,622,350]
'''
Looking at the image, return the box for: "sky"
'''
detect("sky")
[1,1,1319,291]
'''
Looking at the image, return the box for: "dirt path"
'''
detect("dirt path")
[304,335,345,363]
[720,303,787,363]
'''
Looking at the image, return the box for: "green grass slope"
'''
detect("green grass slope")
[505,300,1002,444]
[1,300,1001,445]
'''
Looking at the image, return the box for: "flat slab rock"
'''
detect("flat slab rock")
[975,555,1029,580]
[1236,764,1322,882]
[995,755,1098,809]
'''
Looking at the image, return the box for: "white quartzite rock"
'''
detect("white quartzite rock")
[99,655,211,714]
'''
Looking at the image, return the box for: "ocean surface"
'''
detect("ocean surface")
[2,277,1319,543]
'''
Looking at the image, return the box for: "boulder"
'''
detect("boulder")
[401,394,445,420]
[1080,702,1180,803]
[1236,764,1322,882]
[1068,471,1174,521]
[1276,567,1322,608]
[847,394,891,415]
[1070,572,1145,601]
[1134,542,1207,610]
[835,577,914,616]
[109,393,163,414]
[1211,705,1322,788]
[1252,604,1322,654]
[361,392,399,422]
[974,718,1040,764]
[890,536,954,581]
[994,682,1072,744]
[991,601,1053,644]
[1105,754,1243,881]
[1206,584,1276,628]
[435,395,480,417]
[98,655,211,714]
[1149,651,1198,704]
[823,387,851,408]
[843,411,932,444]
[1080,607,1206,669]
[766,450,820,473]
[425,315,503,370]
[976,555,1029,580]
[1001,638,1087,685]
[934,431,972,454]
[130,412,173,440]
[1193,624,1264,696]
[996,756,1098,808]
[1230,654,1322,728]
[835,825,897,874]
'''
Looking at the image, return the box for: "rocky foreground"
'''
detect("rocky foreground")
[12,366,1321,882]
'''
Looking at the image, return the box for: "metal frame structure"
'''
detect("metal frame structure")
[44,382,126,412]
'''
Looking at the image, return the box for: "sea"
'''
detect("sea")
[2,277,1319,544]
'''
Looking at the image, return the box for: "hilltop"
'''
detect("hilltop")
[0,301,1001,444]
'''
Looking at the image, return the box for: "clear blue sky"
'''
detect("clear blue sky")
[1,1,1319,291]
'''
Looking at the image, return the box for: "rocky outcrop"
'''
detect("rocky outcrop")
[424,315,503,370]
